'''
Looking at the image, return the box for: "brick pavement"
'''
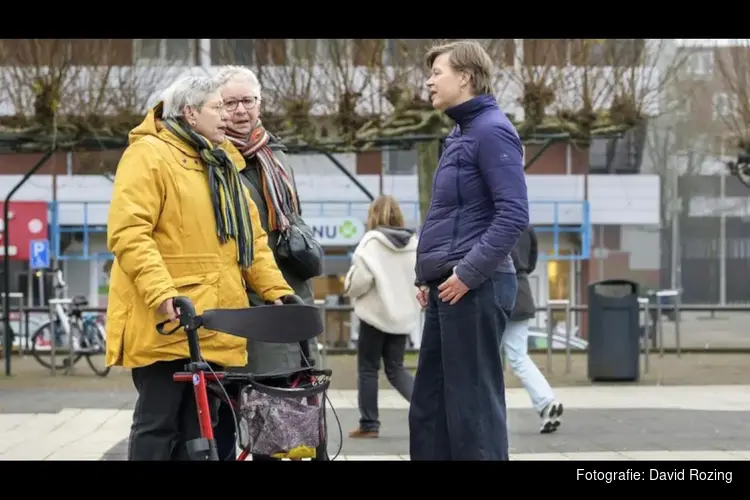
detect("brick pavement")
[2,385,750,461]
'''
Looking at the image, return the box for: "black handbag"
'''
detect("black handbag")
[241,160,323,281]
[275,213,324,281]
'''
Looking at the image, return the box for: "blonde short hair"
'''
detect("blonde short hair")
[366,195,405,231]
[425,40,494,96]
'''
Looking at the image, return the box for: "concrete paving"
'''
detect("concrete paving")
[2,385,750,461]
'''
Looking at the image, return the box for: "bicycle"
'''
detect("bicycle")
[156,295,341,461]
[29,270,110,377]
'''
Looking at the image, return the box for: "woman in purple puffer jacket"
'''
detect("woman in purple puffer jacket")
[408,40,529,461]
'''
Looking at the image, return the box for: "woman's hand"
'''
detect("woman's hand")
[158,298,179,321]
[438,268,469,305]
[416,286,429,308]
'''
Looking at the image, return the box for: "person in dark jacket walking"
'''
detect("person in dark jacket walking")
[501,226,563,434]
[409,40,529,461]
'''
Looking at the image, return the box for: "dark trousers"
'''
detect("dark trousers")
[357,321,414,432]
[214,396,238,461]
[129,359,207,460]
[408,271,517,461]
[129,359,235,461]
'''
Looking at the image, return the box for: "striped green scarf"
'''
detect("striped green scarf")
[163,117,254,268]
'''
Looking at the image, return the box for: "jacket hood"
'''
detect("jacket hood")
[129,101,246,168]
[372,226,417,251]
[128,102,164,145]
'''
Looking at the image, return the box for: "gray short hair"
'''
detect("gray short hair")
[161,76,221,119]
[213,65,262,98]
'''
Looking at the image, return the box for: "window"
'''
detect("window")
[210,39,254,65]
[673,95,693,119]
[134,39,196,64]
[588,122,647,173]
[712,91,734,121]
[685,50,714,77]
[385,149,417,175]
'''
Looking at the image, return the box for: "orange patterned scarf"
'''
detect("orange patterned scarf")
[226,119,299,231]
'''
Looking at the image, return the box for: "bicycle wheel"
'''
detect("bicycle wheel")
[82,321,110,377]
[30,322,85,371]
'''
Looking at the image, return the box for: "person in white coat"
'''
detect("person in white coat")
[344,195,420,439]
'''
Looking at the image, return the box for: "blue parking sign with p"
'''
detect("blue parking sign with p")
[30,239,50,270]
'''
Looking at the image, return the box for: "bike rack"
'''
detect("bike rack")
[0,293,24,354]
[545,299,573,374]
[47,298,73,376]
[655,289,681,359]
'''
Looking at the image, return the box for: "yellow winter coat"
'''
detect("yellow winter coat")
[105,106,293,369]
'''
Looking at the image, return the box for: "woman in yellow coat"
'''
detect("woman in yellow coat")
[105,75,294,461]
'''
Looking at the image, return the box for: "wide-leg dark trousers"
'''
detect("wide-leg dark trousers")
[408,271,517,461]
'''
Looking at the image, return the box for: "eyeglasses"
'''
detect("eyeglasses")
[225,97,259,112]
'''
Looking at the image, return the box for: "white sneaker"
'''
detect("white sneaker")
[539,401,563,434]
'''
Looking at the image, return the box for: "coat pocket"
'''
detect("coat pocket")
[170,272,221,317]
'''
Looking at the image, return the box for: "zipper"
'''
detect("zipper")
[449,157,462,252]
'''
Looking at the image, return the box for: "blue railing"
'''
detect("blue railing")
[48,199,591,262]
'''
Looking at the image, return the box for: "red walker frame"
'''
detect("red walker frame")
[156,295,330,461]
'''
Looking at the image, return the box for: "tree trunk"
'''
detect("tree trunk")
[417,140,440,223]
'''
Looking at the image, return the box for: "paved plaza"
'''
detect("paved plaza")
[1,384,750,460]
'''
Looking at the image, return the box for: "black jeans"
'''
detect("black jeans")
[129,359,229,461]
[357,321,414,432]
[408,271,517,461]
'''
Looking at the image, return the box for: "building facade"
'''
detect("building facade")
[0,39,664,337]
[641,39,750,305]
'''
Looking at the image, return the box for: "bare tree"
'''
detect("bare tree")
[714,39,750,187]
[644,48,732,290]
[0,39,185,172]
[506,39,568,136]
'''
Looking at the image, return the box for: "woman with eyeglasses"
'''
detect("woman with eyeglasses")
[106,75,295,460]
[211,65,324,461]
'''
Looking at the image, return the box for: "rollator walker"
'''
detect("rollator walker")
[156,295,332,461]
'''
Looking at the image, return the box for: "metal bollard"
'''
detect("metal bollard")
[638,297,650,374]
[545,302,553,374]
[656,298,664,358]
[545,300,571,375]
[563,300,572,374]
[1,293,23,354]
[675,291,682,358]
[656,289,680,359]
[47,300,57,376]
[48,299,73,375]
[314,300,327,369]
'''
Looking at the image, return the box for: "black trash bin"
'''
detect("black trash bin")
[587,279,640,382]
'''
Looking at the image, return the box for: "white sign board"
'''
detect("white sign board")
[306,217,365,247]
[0,211,16,257]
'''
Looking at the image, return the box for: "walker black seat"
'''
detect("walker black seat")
[200,304,323,343]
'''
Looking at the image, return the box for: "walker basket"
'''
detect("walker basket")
[237,370,330,459]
